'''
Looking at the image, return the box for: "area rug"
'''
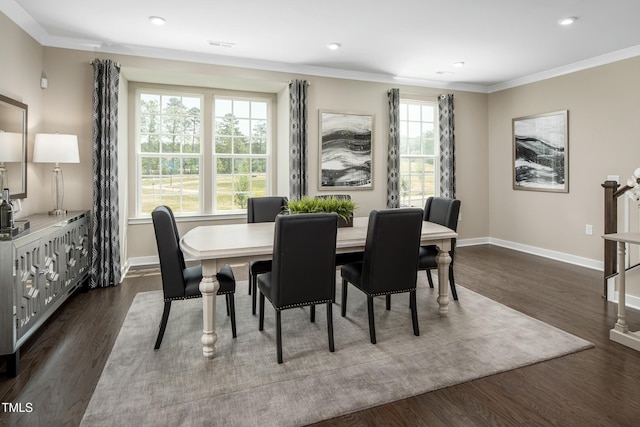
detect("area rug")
[81,275,593,426]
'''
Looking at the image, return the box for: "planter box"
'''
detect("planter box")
[338,215,353,228]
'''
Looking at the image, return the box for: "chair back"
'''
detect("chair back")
[423,196,461,249]
[270,213,338,308]
[361,208,423,294]
[247,196,288,223]
[152,205,187,299]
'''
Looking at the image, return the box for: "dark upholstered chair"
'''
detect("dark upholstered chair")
[341,208,423,344]
[247,196,288,315]
[257,213,338,363]
[418,197,461,300]
[315,194,363,265]
[152,205,237,349]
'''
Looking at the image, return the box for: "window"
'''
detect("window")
[213,97,269,212]
[135,88,272,217]
[138,92,203,215]
[399,100,439,208]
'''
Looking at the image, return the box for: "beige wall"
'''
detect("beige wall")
[35,45,490,263]
[1,11,493,266]
[0,12,45,216]
[488,57,640,264]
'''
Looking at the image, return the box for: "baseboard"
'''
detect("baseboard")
[487,238,604,271]
[128,256,159,268]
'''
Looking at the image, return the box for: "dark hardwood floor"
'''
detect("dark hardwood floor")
[1,245,639,426]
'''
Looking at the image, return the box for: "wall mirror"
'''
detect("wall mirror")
[0,94,28,199]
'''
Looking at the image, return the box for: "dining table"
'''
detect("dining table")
[180,216,458,358]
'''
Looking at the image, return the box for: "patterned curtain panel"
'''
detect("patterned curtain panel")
[289,79,308,200]
[439,94,456,198]
[90,59,122,288]
[387,88,400,208]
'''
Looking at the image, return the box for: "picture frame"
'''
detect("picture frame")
[512,110,568,193]
[319,110,374,190]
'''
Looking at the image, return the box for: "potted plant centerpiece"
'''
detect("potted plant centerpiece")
[286,196,356,227]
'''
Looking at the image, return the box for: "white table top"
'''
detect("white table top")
[181,216,457,261]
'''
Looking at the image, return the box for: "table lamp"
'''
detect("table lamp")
[0,130,23,191]
[33,133,80,215]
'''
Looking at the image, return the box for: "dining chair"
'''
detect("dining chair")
[247,196,288,315]
[152,205,237,349]
[340,208,423,344]
[257,213,338,363]
[418,196,461,300]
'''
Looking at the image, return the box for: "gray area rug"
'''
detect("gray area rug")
[81,275,593,426]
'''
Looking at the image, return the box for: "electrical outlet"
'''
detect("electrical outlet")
[585,224,593,235]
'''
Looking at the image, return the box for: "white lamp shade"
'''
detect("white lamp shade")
[33,133,80,163]
[0,131,23,162]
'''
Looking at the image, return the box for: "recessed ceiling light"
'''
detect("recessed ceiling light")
[327,43,342,50]
[149,16,166,26]
[453,62,465,68]
[559,17,577,26]
[436,71,455,75]
[208,40,235,48]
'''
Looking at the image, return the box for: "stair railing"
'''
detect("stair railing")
[602,177,640,296]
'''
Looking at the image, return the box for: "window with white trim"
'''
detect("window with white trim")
[135,89,272,216]
[399,100,439,208]
[213,97,269,212]
[137,92,203,215]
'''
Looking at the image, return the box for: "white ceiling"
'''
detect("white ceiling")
[4,0,640,93]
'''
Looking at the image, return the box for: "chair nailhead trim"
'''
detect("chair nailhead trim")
[276,299,334,311]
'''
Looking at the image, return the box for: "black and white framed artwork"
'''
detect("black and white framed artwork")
[512,110,568,193]
[319,111,374,190]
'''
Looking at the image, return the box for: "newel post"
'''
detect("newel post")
[602,180,619,296]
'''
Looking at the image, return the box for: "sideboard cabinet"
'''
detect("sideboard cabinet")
[0,211,90,377]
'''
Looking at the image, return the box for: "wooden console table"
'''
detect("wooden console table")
[602,232,640,351]
[0,211,90,376]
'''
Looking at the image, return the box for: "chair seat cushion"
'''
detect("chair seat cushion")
[182,264,236,298]
[418,245,438,268]
[183,265,203,298]
[340,261,364,287]
[217,264,236,294]
[256,272,273,303]
[250,259,272,275]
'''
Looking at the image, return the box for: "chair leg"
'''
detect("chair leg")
[367,296,376,344]
[327,303,335,353]
[426,270,435,288]
[386,294,391,310]
[310,304,316,323]
[341,279,348,317]
[259,292,265,331]
[276,310,283,364]
[252,274,258,315]
[225,293,230,316]
[248,272,252,295]
[449,265,458,301]
[410,291,419,336]
[154,300,172,350]
[227,294,237,338]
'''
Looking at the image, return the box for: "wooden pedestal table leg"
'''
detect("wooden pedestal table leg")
[200,260,220,359]
[435,242,452,317]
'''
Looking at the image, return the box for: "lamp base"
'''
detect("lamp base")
[48,209,67,216]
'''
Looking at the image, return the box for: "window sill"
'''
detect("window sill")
[128,212,246,225]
